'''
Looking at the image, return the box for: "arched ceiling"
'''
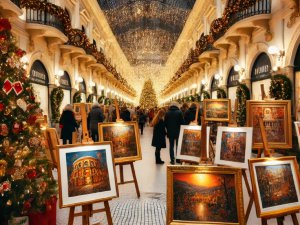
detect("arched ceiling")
[97,0,196,66]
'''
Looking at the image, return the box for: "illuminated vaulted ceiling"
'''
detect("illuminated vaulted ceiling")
[98,0,196,66]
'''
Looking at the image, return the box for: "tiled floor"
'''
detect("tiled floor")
[56,126,300,225]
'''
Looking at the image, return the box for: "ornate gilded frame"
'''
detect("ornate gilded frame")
[203,99,231,122]
[167,165,245,225]
[98,121,142,163]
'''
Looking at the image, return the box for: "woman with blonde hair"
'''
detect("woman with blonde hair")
[151,109,167,164]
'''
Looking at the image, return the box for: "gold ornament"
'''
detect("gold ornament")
[4,107,11,115]
[0,160,7,176]
[11,167,26,180]
[14,159,22,167]
[29,159,36,167]
[22,146,30,158]
[6,200,12,206]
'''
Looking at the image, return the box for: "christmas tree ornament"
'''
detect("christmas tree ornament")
[2,78,23,95]
[12,121,22,134]
[11,168,26,180]
[14,159,22,167]
[0,123,9,136]
[0,102,4,111]
[1,181,11,192]
[28,137,40,147]
[21,146,30,158]
[22,121,28,130]
[0,160,8,176]
[16,98,27,111]
[6,200,12,206]
[2,138,10,148]
[4,107,11,115]
[27,170,36,179]
[27,115,37,125]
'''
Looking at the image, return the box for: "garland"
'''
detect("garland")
[98,95,105,104]
[73,91,82,103]
[186,95,195,102]
[104,97,111,105]
[202,91,211,99]
[50,88,64,123]
[87,94,94,103]
[194,93,201,102]
[216,88,227,99]
[269,74,292,100]
[236,84,250,126]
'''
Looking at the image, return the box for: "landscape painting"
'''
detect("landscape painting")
[66,150,110,197]
[204,99,231,122]
[246,100,292,149]
[167,166,245,225]
[249,156,300,217]
[215,127,253,169]
[177,125,210,162]
[99,122,142,163]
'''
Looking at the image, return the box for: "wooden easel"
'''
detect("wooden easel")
[199,116,213,165]
[67,104,114,225]
[245,116,299,225]
[113,98,140,198]
[68,200,113,225]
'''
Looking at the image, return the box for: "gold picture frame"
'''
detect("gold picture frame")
[246,100,292,149]
[57,142,117,208]
[167,165,245,225]
[98,121,142,163]
[249,156,300,218]
[203,99,231,122]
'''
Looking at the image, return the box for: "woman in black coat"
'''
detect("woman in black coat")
[59,104,78,144]
[151,109,166,164]
[87,102,105,141]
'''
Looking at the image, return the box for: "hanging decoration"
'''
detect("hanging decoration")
[216,88,227,99]
[269,74,292,100]
[50,87,64,123]
[236,84,250,126]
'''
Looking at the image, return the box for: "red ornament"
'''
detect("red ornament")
[0,19,11,32]
[27,170,36,179]
[23,200,31,210]
[0,103,4,111]
[12,122,22,134]
[15,49,25,57]
[2,78,23,95]
[27,115,37,125]
[0,123,8,136]
[2,181,11,191]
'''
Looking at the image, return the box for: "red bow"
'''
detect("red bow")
[2,78,23,95]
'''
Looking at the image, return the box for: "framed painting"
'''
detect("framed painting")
[249,156,300,218]
[215,126,253,169]
[246,100,292,149]
[294,122,300,148]
[57,142,117,208]
[167,166,245,225]
[203,99,231,122]
[98,122,142,163]
[176,125,210,162]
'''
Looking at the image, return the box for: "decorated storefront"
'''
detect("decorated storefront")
[210,76,219,99]
[59,71,71,112]
[251,53,272,100]
[227,67,239,109]
[29,60,49,116]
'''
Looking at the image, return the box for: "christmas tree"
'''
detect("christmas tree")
[139,79,158,109]
[0,18,57,221]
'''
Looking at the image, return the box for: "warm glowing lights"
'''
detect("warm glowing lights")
[268,45,280,55]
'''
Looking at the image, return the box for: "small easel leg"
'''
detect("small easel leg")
[242,170,252,196]
[276,216,284,225]
[104,201,113,225]
[245,194,254,223]
[82,205,90,225]
[130,162,140,198]
[291,213,299,225]
[68,206,75,225]
[262,218,268,225]
[120,164,124,184]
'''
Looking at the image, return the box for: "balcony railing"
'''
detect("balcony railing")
[228,0,271,27]
[10,0,20,7]
[26,8,64,33]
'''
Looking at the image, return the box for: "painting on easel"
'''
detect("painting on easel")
[167,166,245,225]
[98,122,142,163]
[57,142,117,207]
[215,126,253,169]
[249,156,300,218]
[176,125,210,162]
[203,99,231,122]
[246,100,292,149]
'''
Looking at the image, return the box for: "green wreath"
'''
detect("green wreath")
[73,91,82,103]
[216,88,227,99]
[236,84,250,126]
[50,87,64,123]
[194,93,201,102]
[87,94,94,103]
[202,91,211,99]
[104,97,111,105]
[269,74,292,100]
[186,95,195,102]
[98,95,105,104]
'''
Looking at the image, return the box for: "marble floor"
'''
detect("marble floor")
[56,126,300,225]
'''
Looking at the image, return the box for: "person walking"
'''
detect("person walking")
[87,102,105,142]
[151,109,166,164]
[165,102,184,164]
[138,109,147,135]
[59,104,78,144]
[120,105,131,121]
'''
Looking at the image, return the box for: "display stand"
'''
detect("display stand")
[114,98,140,198]
[199,116,213,165]
[245,116,299,225]
[229,100,238,127]
[67,200,113,225]
[67,104,113,225]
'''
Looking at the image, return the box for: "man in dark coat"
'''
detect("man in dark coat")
[87,102,105,141]
[120,106,131,121]
[165,102,184,164]
[184,103,201,125]
[59,104,78,144]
